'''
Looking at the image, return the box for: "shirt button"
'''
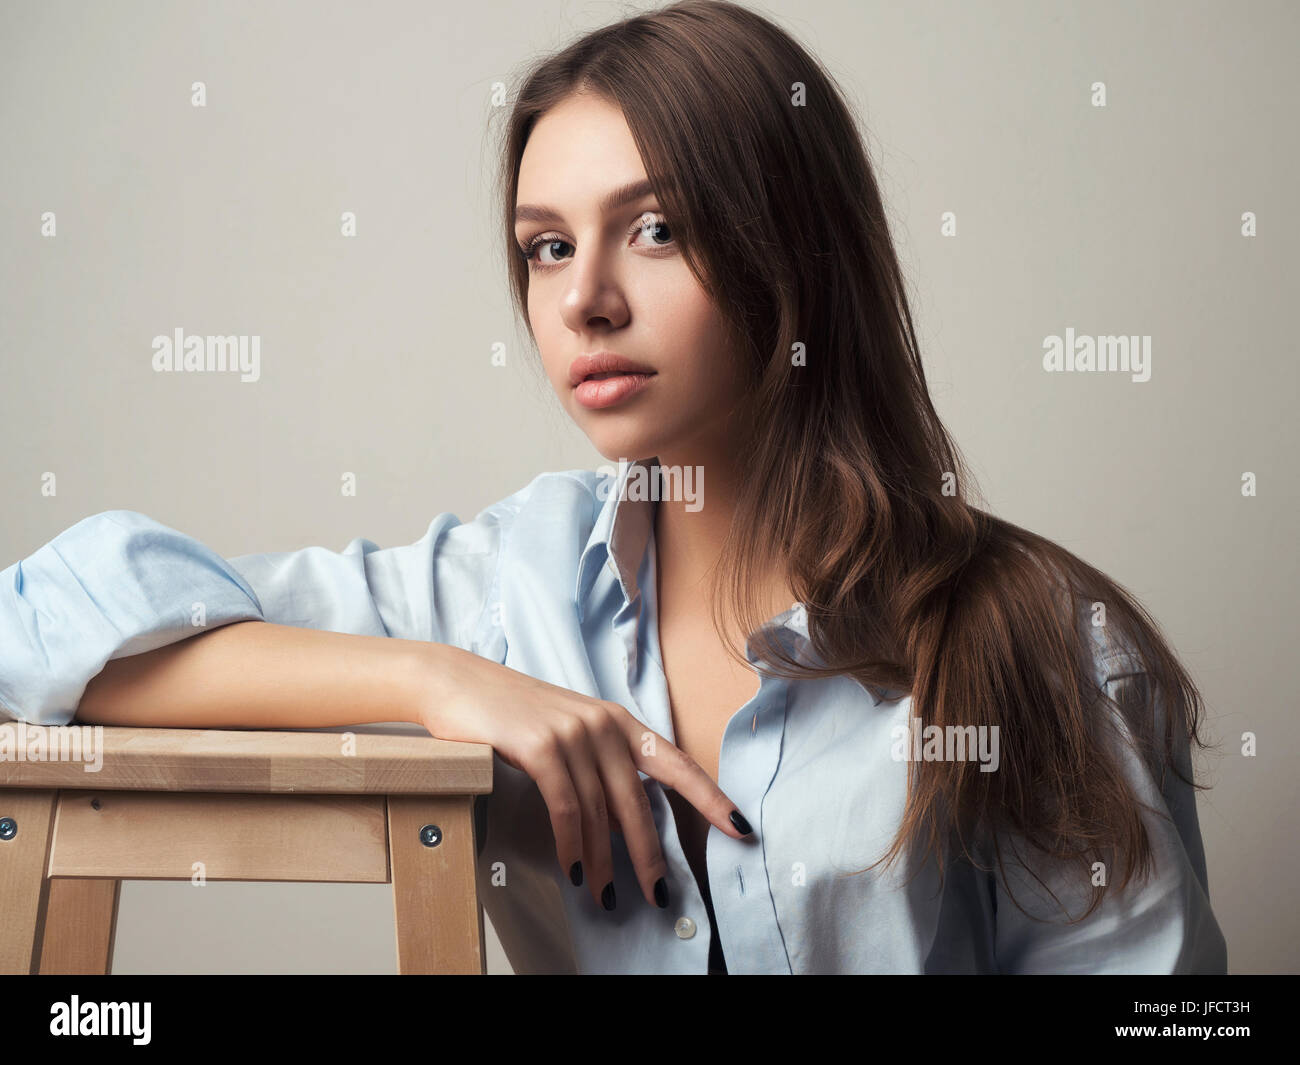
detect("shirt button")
[674,917,697,939]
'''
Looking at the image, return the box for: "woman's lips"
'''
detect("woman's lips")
[573,371,656,410]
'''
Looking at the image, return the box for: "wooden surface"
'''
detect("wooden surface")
[0,723,492,973]
[48,791,391,882]
[0,790,56,973]
[0,723,493,794]
[38,877,120,974]
[388,795,485,974]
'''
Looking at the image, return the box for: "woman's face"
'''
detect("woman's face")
[514,90,743,464]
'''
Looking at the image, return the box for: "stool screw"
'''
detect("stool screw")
[0,817,16,841]
[91,798,102,810]
[419,824,442,847]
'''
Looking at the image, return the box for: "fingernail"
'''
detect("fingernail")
[654,877,669,908]
[602,881,616,910]
[569,860,583,886]
[730,809,753,835]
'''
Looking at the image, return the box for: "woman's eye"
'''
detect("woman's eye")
[520,214,674,271]
[524,238,573,267]
[631,214,674,247]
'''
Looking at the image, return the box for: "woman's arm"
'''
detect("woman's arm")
[0,504,509,727]
[991,666,1228,973]
[74,620,442,729]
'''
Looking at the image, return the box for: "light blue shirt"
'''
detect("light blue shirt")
[0,458,1227,973]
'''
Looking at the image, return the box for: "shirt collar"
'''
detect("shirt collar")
[575,457,655,620]
[573,457,895,706]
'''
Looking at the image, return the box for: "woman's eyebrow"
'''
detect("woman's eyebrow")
[514,178,656,226]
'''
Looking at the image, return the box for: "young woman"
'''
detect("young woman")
[0,0,1226,974]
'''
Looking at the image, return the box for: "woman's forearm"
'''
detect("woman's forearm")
[74,620,434,729]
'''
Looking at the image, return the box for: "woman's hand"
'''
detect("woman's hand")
[414,642,754,913]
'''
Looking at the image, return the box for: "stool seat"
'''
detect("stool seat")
[0,723,494,974]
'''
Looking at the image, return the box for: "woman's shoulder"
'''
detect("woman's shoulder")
[1075,596,1149,686]
[465,467,617,561]
[993,526,1153,687]
[480,466,612,521]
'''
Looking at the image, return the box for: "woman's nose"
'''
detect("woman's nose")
[559,249,628,332]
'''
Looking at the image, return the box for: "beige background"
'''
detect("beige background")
[1,0,1295,974]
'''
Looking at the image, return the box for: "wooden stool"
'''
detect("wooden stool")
[0,723,492,974]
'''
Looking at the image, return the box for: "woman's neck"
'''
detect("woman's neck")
[649,453,797,630]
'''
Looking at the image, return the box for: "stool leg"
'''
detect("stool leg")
[0,789,57,974]
[38,878,121,974]
[387,795,485,974]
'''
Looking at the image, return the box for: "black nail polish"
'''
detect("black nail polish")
[654,877,669,908]
[570,860,583,886]
[730,809,753,835]
[602,881,616,910]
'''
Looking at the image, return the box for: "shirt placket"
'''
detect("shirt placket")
[706,637,795,975]
[606,553,713,971]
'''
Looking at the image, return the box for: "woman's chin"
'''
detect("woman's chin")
[582,427,663,465]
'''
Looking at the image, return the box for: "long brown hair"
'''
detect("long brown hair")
[494,0,1214,919]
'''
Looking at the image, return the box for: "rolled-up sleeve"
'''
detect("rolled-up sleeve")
[0,504,508,728]
[991,655,1228,973]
